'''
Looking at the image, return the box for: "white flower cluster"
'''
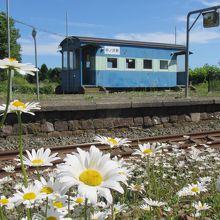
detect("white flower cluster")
[0,146,128,219]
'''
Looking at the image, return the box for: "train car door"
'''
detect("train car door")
[68,49,81,92]
[82,46,96,85]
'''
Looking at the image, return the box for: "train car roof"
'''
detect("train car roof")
[59,36,186,50]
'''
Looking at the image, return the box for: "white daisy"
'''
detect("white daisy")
[57,145,126,204]
[50,197,68,215]
[20,148,60,167]
[0,58,37,75]
[94,135,130,148]
[0,196,14,209]
[193,201,211,211]
[177,182,207,197]
[90,211,108,220]
[34,207,71,220]
[35,176,64,200]
[186,183,208,195]
[128,183,145,193]
[12,184,42,208]
[199,176,211,185]
[71,194,86,205]
[143,198,166,207]
[2,165,15,173]
[112,156,131,178]
[132,142,162,158]
[27,211,72,220]
[140,204,151,212]
[177,187,192,197]
[0,176,12,184]
[0,100,41,116]
[112,203,127,215]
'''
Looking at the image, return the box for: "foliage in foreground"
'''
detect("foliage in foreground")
[0,134,220,219]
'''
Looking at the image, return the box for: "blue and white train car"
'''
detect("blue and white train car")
[59,36,186,93]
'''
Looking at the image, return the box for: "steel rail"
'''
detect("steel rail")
[1,129,220,176]
[1,129,220,161]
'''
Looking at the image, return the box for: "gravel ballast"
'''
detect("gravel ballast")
[0,119,220,151]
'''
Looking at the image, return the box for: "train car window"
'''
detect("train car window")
[143,59,152,69]
[63,51,68,70]
[160,60,168,70]
[86,54,90,68]
[107,58,117,68]
[126,59,135,69]
[69,51,74,70]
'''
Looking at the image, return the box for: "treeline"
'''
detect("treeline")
[0,64,61,94]
[26,64,61,84]
[189,64,220,84]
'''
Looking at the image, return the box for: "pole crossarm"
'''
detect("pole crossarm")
[189,13,202,32]
[185,5,220,98]
[188,5,220,16]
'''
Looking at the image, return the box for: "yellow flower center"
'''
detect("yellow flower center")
[9,58,16,62]
[76,197,84,204]
[40,186,54,195]
[23,192,37,200]
[47,217,57,220]
[143,149,153,154]
[53,201,63,208]
[108,137,118,145]
[191,187,199,193]
[134,185,141,191]
[144,207,150,211]
[32,159,44,165]
[12,101,26,109]
[0,198,9,205]
[79,169,103,186]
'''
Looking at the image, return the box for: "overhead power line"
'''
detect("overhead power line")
[0,13,65,37]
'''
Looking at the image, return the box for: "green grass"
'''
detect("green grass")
[1,82,220,104]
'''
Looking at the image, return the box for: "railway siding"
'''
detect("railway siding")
[1,97,220,137]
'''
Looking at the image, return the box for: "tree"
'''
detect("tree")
[0,11,21,82]
[0,11,21,60]
[39,64,48,81]
[49,67,61,83]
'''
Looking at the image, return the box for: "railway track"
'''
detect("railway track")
[1,129,220,176]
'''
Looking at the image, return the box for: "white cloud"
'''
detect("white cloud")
[18,34,62,56]
[115,32,177,44]
[197,0,220,6]
[177,16,187,22]
[21,42,60,56]
[115,29,220,45]
[176,15,202,23]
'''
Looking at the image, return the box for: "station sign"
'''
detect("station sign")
[203,10,219,28]
[104,46,120,55]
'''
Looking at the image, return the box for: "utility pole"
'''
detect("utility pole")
[6,0,12,100]
[32,28,40,100]
[66,12,70,92]
[175,26,177,44]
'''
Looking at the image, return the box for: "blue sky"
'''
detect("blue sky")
[1,0,220,69]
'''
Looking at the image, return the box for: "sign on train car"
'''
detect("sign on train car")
[104,46,120,55]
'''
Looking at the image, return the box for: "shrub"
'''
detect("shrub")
[39,84,54,94]
[189,64,220,84]
[0,80,7,93]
